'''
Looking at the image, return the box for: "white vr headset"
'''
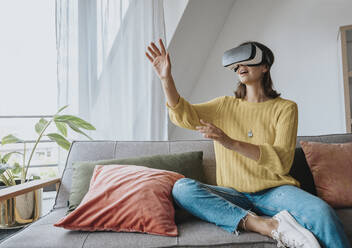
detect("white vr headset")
[222,43,264,72]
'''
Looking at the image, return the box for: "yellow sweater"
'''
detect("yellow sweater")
[166,95,300,193]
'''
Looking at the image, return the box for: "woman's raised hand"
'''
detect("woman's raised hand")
[145,38,171,80]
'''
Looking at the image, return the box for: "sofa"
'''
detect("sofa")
[1,133,352,248]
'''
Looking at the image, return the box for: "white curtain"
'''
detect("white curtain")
[56,0,168,174]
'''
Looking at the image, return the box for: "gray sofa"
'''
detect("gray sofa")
[1,133,352,248]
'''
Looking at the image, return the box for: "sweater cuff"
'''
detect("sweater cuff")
[257,143,274,168]
[166,96,182,110]
[257,144,265,165]
[257,143,286,174]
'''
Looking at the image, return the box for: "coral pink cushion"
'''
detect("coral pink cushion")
[300,141,352,208]
[54,164,184,236]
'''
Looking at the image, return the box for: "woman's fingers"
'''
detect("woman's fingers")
[196,126,221,139]
[145,52,154,63]
[147,46,157,58]
[196,121,223,137]
[150,42,161,56]
[200,120,212,128]
[196,126,213,134]
[166,52,170,64]
[159,39,166,54]
[200,119,217,128]
[207,135,215,139]
[146,39,166,60]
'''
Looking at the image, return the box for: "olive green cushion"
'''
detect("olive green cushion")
[67,151,204,213]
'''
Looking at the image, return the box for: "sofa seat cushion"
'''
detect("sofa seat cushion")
[3,207,351,248]
[0,208,352,248]
[174,210,276,247]
[1,208,276,248]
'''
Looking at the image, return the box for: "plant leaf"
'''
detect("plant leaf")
[11,162,22,175]
[3,151,23,163]
[46,133,71,150]
[54,115,95,130]
[32,175,40,180]
[56,105,69,115]
[2,134,22,145]
[54,121,68,137]
[66,121,93,140]
[35,118,49,135]
[0,164,12,175]
[0,173,11,186]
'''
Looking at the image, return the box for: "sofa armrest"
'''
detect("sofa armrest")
[0,177,61,202]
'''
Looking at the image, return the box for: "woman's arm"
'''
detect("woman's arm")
[230,140,261,161]
[232,103,298,175]
[255,103,298,175]
[198,103,298,175]
[161,74,180,108]
[196,120,261,160]
[167,97,225,130]
[146,38,224,130]
[146,38,180,107]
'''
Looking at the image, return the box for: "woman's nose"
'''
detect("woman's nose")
[236,64,247,72]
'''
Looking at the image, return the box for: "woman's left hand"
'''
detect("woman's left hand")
[196,119,234,150]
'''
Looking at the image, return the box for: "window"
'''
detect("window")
[96,0,130,76]
[0,0,58,180]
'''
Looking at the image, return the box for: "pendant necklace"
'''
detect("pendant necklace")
[248,129,253,138]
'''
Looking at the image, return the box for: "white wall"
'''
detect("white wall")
[171,0,352,140]
[163,0,188,47]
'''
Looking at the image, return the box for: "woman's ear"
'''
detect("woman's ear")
[262,64,269,74]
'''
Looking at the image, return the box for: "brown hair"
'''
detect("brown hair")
[233,41,281,99]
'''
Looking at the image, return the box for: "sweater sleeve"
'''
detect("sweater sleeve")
[165,96,225,130]
[256,102,298,175]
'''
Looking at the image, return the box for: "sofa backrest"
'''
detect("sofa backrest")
[54,140,216,209]
[54,133,352,209]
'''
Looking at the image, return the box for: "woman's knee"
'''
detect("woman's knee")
[304,198,338,224]
[172,178,198,200]
[311,199,333,214]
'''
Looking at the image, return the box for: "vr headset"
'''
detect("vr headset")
[222,43,264,72]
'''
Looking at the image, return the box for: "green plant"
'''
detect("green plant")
[0,105,95,186]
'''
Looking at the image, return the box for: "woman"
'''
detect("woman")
[145,39,350,248]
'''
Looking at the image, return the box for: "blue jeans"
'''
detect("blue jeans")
[172,178,351,248]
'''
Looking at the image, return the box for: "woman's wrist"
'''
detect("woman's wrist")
[160,74,173,84]
[160,74,180,108]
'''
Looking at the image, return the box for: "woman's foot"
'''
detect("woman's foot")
[239,211,277,237]
[240,210,320,248]
[270,210,321,248]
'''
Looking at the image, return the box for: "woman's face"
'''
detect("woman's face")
[236,64,268,85]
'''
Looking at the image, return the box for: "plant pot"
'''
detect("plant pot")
[0,179,42,229]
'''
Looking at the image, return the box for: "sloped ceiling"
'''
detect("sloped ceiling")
[166,0,236,139]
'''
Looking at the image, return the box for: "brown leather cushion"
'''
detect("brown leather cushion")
[300,141,352,208]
